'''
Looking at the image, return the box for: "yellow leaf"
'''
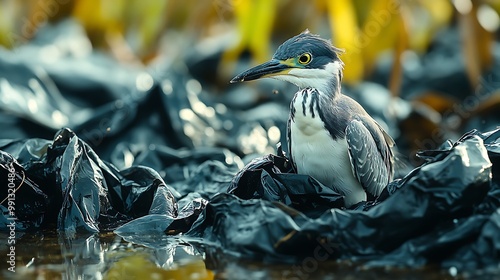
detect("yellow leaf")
[326,0,363,84]
[359,0,400,75]
[221,0,277,77]
[407,0,453,52]
[72,0,125,46]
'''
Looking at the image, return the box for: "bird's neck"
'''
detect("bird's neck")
[292,61,343,99]
[320,77,341,99]
[301,77,341,103]
[315,61,343,98]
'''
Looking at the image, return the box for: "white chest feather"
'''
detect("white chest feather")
[289,89,366,206]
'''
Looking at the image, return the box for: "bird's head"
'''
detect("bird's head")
[230,30,344,95]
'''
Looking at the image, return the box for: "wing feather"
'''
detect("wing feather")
[346,117,394,197]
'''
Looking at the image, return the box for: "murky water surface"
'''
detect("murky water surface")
[0,230,472,280]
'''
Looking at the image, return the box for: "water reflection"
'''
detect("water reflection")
[59,233,105,279]
[0,231,212,280]
[0,230,475,279]
[105,234,213,280]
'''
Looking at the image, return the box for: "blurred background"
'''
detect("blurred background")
[1,0,500,168]
[1,1,500,278]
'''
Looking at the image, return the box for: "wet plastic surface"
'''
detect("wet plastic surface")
[2,108,499,271]
[187,130,499,269]
[1,23,500,274]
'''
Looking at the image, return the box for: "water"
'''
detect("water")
[0,230,460,280]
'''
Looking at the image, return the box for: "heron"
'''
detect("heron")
[230,30,395,207]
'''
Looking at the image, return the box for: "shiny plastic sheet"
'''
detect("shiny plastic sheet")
[187,131,499,270]
[227,152,345,215]
[0,128,173,232]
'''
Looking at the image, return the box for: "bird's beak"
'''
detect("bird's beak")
[230,59,291,83]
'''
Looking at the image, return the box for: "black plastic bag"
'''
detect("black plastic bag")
[186,129,499,269]
[0,128,174,232]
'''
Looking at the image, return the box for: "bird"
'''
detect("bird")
[230,30,395,207]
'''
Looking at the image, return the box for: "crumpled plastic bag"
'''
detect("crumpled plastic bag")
[1,128,189,233]
[1,124,500,270]
[227,150,345,216]
[186,129,500,269]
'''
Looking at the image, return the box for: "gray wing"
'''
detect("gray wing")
[345,117,394,197]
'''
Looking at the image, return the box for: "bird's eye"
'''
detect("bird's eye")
[298,53,312,64]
